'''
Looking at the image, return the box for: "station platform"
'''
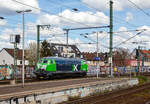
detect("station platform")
[0,77,138,104]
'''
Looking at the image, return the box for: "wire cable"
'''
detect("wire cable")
[12,0,102,27]
[127,0,150,18]
[114,30,146,48]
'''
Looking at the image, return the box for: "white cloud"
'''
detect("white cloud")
[0,20,7,26]
[37,9,109,28]
[0,0,40,15]
[125,12,133,22]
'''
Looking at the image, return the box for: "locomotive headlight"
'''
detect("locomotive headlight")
[41,65,47,70]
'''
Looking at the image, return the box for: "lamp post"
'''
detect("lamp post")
[93,31,103,78]
[0,17,4,19]
[16,9,32,87]
[96,32,99,78]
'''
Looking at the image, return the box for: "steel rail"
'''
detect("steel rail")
[63,82,150,104]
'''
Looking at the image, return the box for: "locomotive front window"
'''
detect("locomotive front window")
[43,60,48,63]
[39,60,43,63]
[49,60,52,64]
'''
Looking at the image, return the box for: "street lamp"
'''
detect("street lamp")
[0,16,4,19]
[16,9,32,87]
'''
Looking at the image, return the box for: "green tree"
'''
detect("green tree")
[40,40,52,57]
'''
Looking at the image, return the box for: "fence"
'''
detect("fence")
[87,65,150,76]
[0,65,35,80]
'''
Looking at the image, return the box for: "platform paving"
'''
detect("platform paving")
[0,78,130,101]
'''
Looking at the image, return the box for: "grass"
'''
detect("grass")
[136,76,148,85]
[68,96,81,101]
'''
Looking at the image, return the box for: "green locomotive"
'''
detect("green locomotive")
[34,57,88,79]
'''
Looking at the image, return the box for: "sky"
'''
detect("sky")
[0,0,150,52]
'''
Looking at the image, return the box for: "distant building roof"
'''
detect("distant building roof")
[82,52,105,61]
[49,43,81,58]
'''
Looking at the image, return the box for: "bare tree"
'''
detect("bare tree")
[26,42,37,66]
[113,48,131,67]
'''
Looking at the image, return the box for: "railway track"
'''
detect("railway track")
[62,82,150,104]
[0,75,114,86]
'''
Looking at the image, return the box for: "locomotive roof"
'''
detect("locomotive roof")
[41,57,84,61]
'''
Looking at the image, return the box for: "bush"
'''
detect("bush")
[136,76,148,84]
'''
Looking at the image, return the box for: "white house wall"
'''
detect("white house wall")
[0,49,14,65]
[0,49,29,65]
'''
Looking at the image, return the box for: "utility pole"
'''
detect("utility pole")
[10,34,20,84]
[109,0,113,77]
[96,32,99,78]
[138,46,140,75]
[65,29,69,56]
[66,29,69,47]
[22,12,25,87]
[37,25,51,62]
[132,39,147,75]
[37,25,40,62]
[14,43,17,81]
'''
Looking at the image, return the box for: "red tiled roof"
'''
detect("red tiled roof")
[4,48,27,60]
[140,50,150,58]
[140,50,150,54]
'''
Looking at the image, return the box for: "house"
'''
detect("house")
[0,48,29,65]
[112,49,150,72]
[49,43,81,58]
[125,49,150,68]
[82,52,106,66]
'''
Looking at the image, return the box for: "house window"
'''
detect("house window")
[3,60,5,65]
[20,61,22,65]
[58,46,63,53]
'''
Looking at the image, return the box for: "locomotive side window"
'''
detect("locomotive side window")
[64,60,67,64]
[55,60,60,64]
[77,61,81,65]
[68,61,72,65]
[72,61,75,64]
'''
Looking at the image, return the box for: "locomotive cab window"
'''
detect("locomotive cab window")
[39,60,43,63]
[43,60,48,63]
[49,60,52,64]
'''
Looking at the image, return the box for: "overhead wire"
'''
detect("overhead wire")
[127,0,150,18]
[114,30,146,48]
[82,0,141,28]
[11,0,104,28]
[126,0,150,25]
[80,33,109,49]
